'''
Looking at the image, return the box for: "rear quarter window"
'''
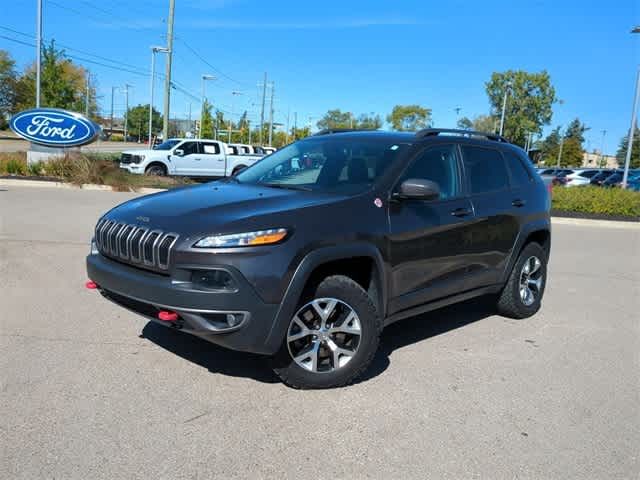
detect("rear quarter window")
[503,150,533,187]
[461,146,510,194]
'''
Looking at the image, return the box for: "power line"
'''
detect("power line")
[176,37,247,87]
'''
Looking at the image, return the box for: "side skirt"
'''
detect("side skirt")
[383,284,503,326]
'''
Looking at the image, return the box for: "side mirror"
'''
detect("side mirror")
[174,149,184,157]
[395,178,440,201]
[233,166,247,176]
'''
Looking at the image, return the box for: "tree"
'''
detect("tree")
[538,120,588,167]
[0,50,17,129]
[14,41,98,118]
[317,109,355,130]
[357,113,382,129]
[616,127,640,169]
[125,104,162,141]
[386,104,431,131]
[539,127,561,165]
[200,100,214,139]
[456,114,498,133]
[485,70,556,146]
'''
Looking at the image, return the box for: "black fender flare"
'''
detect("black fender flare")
[263,242,387,354]
[500,218,551,284]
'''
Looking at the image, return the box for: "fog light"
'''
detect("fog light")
[191,269,236,291]
[90,239,99,255]
[226,313,241,327]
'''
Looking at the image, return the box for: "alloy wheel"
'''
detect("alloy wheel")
[287,298,362,373]
[519,256,543,306]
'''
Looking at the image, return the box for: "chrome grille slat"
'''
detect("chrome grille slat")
[94,221,177,271]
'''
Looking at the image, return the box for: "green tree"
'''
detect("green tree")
[200,100,214,139]
[485,70,556,146]
[457,116,473,130]
[125,104,162,140]
[357,113,382,129]
[616,127,640,169]
[386,104,431,131]
[317,109,355,130]
[14,41,98,118]
[0,50,17,129]
[456,114,498,132]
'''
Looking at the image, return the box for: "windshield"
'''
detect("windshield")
[235,136,410,194]
[154,140,181,151]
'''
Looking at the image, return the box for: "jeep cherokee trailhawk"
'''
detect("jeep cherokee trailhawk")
[86,128,551,389]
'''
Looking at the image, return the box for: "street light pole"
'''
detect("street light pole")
[599,130,607,167]
[229,91,243,143]
[110,86,118,138]
[123,83,132,142]
[200,75,216,139]
[622,26,640,188]
[35,0,42,107]
[149,46,169,145]
[556,132,564,168]
[499,82,512,136]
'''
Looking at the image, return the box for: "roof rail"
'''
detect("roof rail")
[416,128,510,143]
[312,128,378,136]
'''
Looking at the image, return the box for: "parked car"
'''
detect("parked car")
[87,128,551,389]
[626,174,640,191]
[119,139,263,177]
[564,169,602,187]
[589,170,616,186]
[601,171,624,187]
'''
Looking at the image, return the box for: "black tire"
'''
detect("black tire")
[145,163,167,176]
[497,242,547,319]
[271,275,382,389]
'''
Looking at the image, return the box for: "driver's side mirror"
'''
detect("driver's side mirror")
[174,148,184,157]
[394,178,440,201]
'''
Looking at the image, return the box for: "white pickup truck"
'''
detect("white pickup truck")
[119,138,263,177]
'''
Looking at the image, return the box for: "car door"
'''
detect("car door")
[459,145,520,287]
[200,141,226,177]
[387,143,476,315]
[171,141,201,175]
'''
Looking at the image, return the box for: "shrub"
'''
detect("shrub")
[27,161,44,176]
[0,153,28,175]
[109,134,124,142]
[552,186,640,218]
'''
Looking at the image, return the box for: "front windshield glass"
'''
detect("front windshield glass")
[235,136,410,194]
[154,140,181,151]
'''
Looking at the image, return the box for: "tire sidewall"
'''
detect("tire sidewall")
[510,243,547,315]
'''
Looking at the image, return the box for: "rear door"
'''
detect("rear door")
[387,143,476,314]
[200,141,226,177]
[460,145,520,287]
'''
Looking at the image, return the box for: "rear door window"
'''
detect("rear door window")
[202,142,220,154]
[461,146,510,194]
[503,150,532,187]
[180,141,200,155]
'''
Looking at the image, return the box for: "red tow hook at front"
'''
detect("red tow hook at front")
[158,310,179,322]
[85,280,98,290]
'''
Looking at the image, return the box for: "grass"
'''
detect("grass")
[0,151,193,191]
[552,186,640,218]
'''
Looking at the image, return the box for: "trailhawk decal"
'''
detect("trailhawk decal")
[9,108,100,147]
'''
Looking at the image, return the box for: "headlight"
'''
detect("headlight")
[193,228,288,248]
[132,155,145,164]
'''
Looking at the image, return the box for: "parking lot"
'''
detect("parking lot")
[1,185,639,479]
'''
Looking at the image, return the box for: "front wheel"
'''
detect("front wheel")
[271,275,382,389]
[145,164,167,176]
[497,242,547,319]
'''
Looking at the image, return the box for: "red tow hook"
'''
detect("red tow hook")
[85,280,98,290]
[158,310,179,322]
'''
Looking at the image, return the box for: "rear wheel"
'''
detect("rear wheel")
[497,242,547,319]
[272,275,381,389]
[145,163,167,176]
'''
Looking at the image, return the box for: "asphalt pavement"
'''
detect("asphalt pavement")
[1,186,638,479]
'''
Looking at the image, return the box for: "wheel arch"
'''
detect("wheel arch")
[501,219,551,284]
[263,243,387,354]
[145,161,169,175]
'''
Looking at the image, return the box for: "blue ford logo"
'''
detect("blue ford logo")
[9,108,100,147]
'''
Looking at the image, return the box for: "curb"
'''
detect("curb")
[551,217,640,229]
[0,178,165,194]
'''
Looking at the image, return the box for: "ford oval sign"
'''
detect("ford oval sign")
[9,108,100,147]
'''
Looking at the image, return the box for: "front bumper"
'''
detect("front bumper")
[86,253,280,355]
[119,164,144,174]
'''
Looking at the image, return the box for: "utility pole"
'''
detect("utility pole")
[149,46,169,145]
[110,86,117,138]
[123,84,132,142]
[36,0,42,107]
[259,72,267,145]
[248,120,252,144]
[162,0,176,141]
[294,112,298,140]
[85,74,90,116]
[622,67,639,188]
[556,132,564,168]
[285,108,290,144]
[268,82,274,146]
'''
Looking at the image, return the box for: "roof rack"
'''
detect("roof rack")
[416,128,510,143]
[312,128,378,136]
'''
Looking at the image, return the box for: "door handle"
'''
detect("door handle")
[451,207,472,217]
[512,199,526,207]
[194,158,201,161]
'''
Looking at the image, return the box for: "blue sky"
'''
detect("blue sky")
[2,0,639,153]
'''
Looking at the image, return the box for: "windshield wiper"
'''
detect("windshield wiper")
[261,183,312,191]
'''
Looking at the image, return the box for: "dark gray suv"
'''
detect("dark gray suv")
[86,128,551,389]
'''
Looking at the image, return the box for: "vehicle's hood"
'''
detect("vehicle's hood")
[103,182,346,235]
[121,149,159,156]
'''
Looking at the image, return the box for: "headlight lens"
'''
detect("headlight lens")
[132,155,145,164]
[193,228,288,248]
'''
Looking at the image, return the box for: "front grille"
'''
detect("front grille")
[95,219,178,271]
[120,153,132,164]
